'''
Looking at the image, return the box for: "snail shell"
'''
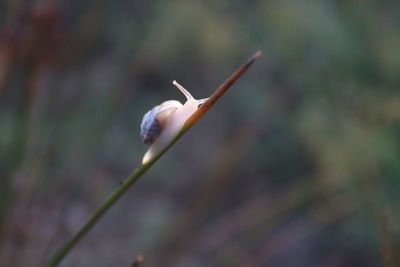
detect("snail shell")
[140,100,182,144]
[140,81,208,164]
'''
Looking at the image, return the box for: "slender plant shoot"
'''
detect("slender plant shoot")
[46,51,262,267]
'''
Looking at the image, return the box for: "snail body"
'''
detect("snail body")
[140,81,208,163]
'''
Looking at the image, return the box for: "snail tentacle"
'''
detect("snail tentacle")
[172,80,194,100]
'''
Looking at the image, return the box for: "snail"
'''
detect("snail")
[140,80,209,164]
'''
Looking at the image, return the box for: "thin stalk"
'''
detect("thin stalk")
[46,51,262,267]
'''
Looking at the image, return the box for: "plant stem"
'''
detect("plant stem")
[46,51,261,267]
[46,162,151,267]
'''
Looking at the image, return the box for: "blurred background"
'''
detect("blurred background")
[0,0,399,266]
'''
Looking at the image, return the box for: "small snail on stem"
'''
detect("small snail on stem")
[45,51,261,267]
[140,81,209,164]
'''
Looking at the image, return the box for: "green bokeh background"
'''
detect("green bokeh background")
[0,0,399,266]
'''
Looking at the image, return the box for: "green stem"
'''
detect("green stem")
[46,123,189,267]
[46,51,261,267]
[46,111,203,267]
[45,163,148,267]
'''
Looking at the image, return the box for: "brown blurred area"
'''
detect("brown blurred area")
[0,0,399,266]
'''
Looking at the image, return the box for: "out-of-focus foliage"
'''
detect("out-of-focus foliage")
[0,0,399,266]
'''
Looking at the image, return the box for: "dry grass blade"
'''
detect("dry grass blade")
[185,50,262,126]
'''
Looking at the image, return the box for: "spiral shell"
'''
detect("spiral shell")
[140,100,182,144]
